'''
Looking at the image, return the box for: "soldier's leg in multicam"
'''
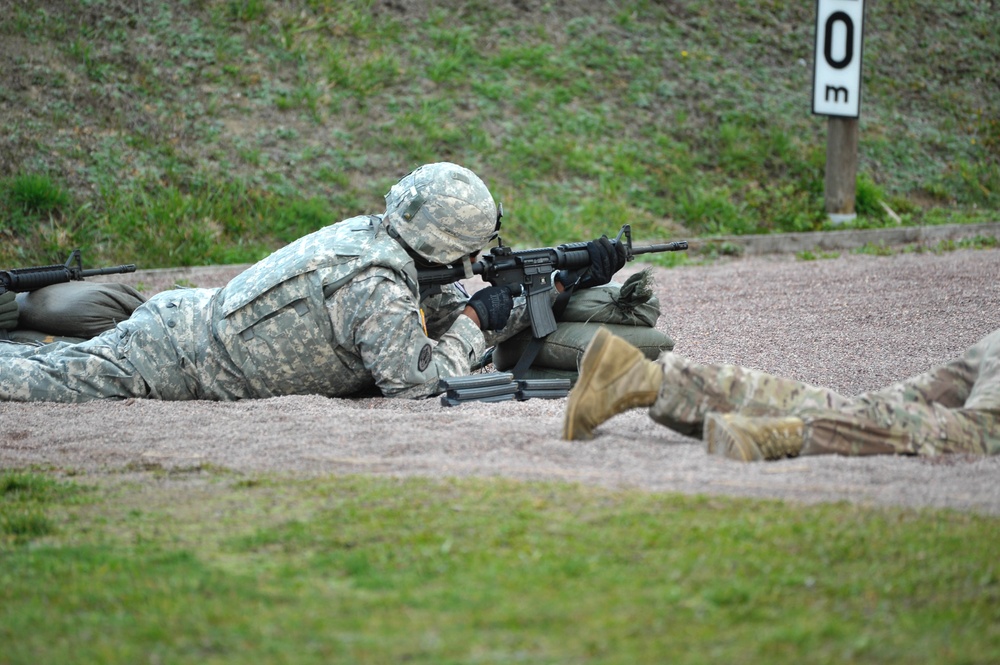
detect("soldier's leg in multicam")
[647,353,851,437]
[801,403,999,456]
[801,353,999,456]
[0,331,150,402]
[645,339,1000,457]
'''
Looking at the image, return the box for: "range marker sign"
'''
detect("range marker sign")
[813,0,865,118]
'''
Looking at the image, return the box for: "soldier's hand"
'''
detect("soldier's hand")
[573,236,628,289]
[465,286,514,331]
[0,290,18,331]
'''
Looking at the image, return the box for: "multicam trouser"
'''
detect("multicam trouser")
[648,330,1000,457]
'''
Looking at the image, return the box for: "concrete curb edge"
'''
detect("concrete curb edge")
[695,221,1000,256]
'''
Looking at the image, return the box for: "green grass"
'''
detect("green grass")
[0,0,996,268]
[2,469,998,664]
[796,249,841,261]
[0,471,91,542]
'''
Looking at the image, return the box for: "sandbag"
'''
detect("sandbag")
[493,322,674,372]
[14,281,146,338]
[558,269,660,327]
[493,268,673,374]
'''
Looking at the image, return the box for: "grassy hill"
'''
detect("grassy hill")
[0,0,996,268]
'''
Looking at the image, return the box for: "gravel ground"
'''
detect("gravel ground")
[2,248,998,514]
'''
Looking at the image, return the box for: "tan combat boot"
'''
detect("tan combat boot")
[704,413,805,462]
[563,327,663,440]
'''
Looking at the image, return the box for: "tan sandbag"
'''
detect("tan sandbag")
[493,322,675,372]
[14,281,146,338]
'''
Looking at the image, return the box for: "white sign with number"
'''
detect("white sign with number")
[812,0,865,118]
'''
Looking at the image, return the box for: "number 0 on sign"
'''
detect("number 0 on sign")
[812,0,865,118]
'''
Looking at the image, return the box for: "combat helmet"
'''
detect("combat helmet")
[383,162,499,265]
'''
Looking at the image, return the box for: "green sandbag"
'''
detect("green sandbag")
[494,269,673,373]
[558,269,660,327]
[493,322,675,372]
[14,281,146,339]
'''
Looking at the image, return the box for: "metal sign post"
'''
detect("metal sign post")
[813,0,865,223]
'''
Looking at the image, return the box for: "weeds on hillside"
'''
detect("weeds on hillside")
[0,0,996,267]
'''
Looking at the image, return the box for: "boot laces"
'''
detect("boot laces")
[757,428,800,459]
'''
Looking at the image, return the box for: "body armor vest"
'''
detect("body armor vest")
[214,216,418,397]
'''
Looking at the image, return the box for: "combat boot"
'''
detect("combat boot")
[704,413,804,462]
[563,327,663,440]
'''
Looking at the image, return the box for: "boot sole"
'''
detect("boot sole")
[703,412,763,462]
[562,327,613,440]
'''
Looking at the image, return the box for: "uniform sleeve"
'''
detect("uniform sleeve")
[419,282,469,339]
[418,279,561,348]
[327,267,487,399]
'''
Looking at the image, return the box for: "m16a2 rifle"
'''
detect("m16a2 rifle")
[0,250,137,294]
[418,223,687,378]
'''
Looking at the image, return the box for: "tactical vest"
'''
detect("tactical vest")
[213,216,419,397]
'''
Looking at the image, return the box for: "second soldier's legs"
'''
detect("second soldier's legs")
[648,353,851,438]
[801,401,999,456]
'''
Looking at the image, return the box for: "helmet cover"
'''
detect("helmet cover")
[384,162,499,265]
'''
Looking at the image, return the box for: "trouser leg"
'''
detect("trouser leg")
[0,330,150,402]
[646,351,999,455]
[0,339,80,358]
[798,353,998,456]
[647,353,850,437]
[802,401,1000,456]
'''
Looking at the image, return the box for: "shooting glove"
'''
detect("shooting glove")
[0,290,19,331]
[558,236,628,290]
[467,286,514,331]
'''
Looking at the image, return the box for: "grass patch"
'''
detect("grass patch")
[0,0,996,268]
[1,471,91,543]
[796,249,841,261]
[1,470,998,663]
[933,235,999,251]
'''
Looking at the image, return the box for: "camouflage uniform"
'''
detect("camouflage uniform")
[648,328,1000,456]
[0,215,538,402]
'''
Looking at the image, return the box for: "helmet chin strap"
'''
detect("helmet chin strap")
[384,219,401,241]
[385,214,477,278]
[384,221,424,263]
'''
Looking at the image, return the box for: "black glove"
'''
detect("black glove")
[558,236,628,290]
[467,286,514,331]
[0,290,18,331]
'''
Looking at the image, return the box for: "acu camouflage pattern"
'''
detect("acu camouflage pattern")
[648,328,1000,456]
[383,162,498,265]
[0,215,537,402]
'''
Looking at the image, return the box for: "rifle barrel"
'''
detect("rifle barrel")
[1,262,138,293]
[80,264,137,278]
[632,241,688,254]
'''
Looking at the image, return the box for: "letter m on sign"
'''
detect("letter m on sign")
[812,0,865,118]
